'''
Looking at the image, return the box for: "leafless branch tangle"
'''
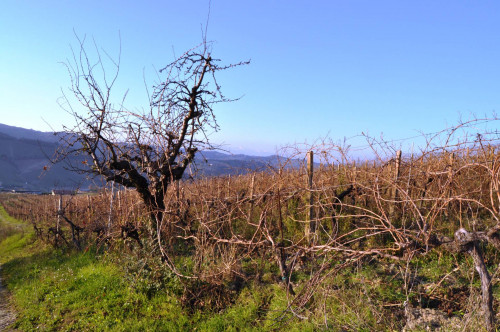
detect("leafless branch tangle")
[4,116,500,329]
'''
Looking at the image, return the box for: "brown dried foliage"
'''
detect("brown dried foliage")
[3,118,500,329]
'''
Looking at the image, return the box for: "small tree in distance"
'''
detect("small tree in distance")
[58,35,249,250]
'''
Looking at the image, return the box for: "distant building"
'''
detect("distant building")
[51,189,76,196]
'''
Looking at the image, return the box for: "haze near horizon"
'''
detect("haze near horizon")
[1,1,500,155]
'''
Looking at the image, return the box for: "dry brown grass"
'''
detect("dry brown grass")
[3,119,500,329]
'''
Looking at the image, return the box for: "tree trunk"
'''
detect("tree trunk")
[453,228,495,331]
[469,242,494,331]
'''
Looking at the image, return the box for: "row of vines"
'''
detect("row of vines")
[3,123,500,330]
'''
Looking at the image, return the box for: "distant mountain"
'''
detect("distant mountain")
[0,129,92,192]
[193,151,283,176]
[0,123,286,192]
[0,123,60,143]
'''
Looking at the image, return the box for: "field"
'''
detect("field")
[1,124,500,331]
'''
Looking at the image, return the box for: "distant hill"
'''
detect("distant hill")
[0,123,285,192]
[0,123,60,143]
[193,151,283,176]
[0,129,92,192]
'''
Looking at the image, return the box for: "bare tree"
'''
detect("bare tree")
[58,35,249,244]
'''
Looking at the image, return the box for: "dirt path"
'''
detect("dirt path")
[0,267,16,330]
[0,208,20,330]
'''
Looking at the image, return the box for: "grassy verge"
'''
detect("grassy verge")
[0,206,191,331]
[1,247,191,331]
[0,207,314,331]
[0,240,313,331]
[0,205,26,244]
[0,204,493,331]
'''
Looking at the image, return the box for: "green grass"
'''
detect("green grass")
[0,203,492,331]
[0,207,313,331]
[0,205,27,243]
[0,232,344,331]
[0,234,192,331]
[0,231,467,331]
[1,242,317,331]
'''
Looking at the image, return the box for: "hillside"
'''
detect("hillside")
[0,131,88,192]
[0,123,282,192]
[0,123,59,143]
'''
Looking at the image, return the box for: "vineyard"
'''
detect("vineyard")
[2,120,500,330]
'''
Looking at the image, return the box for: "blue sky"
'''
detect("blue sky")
[1,1,500,155]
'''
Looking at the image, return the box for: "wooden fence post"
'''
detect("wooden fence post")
[306,151,315,242]
[489,145,495,169]
[175,179,180,202]
[247,174,256,224]
[57,195,62,245]
[117,189,121,210]
[389,150,402,217]
[406,146,414,212]
[448,152,455,194]
[352,164,357,206]
[445,152,455,217]
[108,182,115,234]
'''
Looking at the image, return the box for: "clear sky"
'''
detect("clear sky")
[1,1,500,155]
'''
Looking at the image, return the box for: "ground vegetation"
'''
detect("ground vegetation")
[2,118,500,330]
